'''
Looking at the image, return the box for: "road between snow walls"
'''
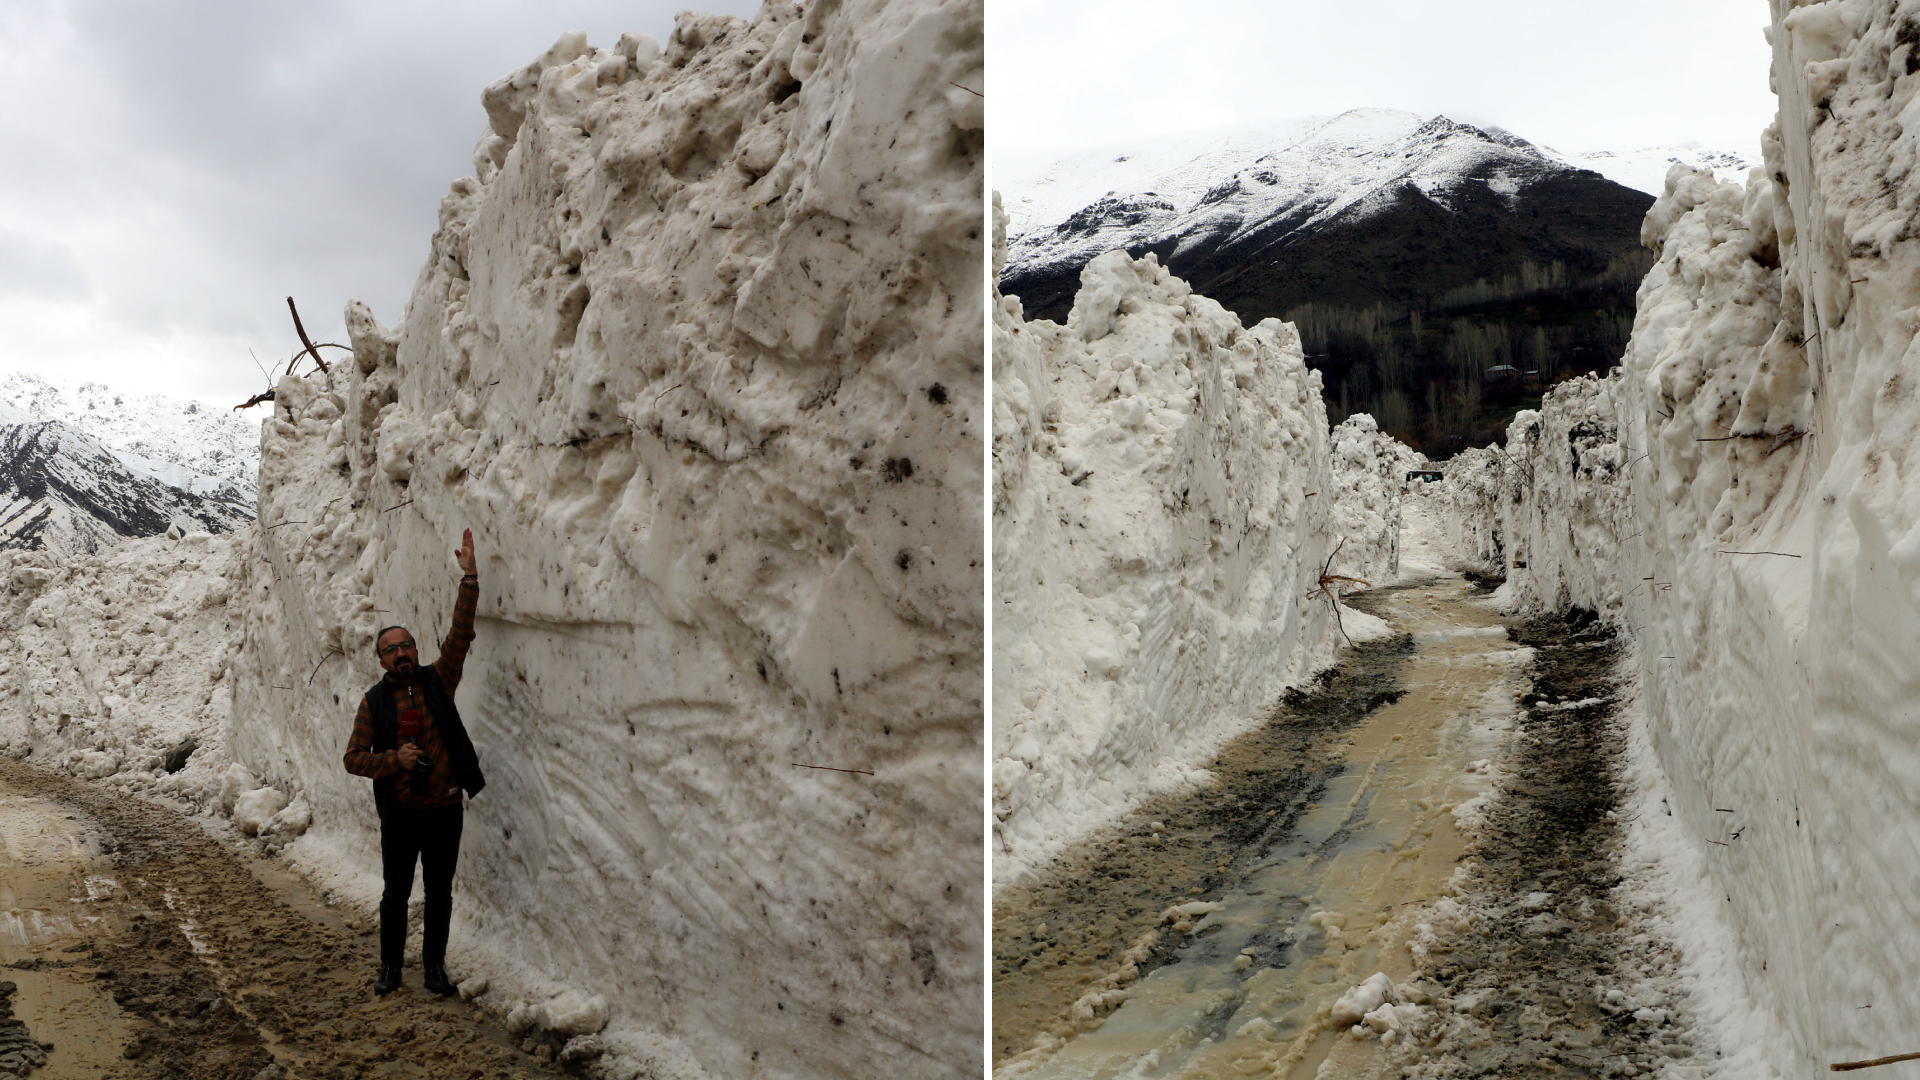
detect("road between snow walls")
[1428,0,1920,1073]
[7,2,983,1078]
[991,193,1425,890]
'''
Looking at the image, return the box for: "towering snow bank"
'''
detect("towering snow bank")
[992,195,1403,884]
[1427,3,1920,1070]
[232,3,982,1077]
[1327,413,1425,585]
[1435,373,1642,613]
[0,533,247,811]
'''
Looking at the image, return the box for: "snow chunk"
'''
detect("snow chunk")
[74,751,119,780]
[218,764,256,812]
[233,787,289,836]
[540,990,609,1036]
[1330,972,1396,1028]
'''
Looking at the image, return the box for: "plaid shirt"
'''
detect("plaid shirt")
[343,575,479,808]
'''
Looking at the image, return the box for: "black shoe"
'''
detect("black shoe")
[423,964,455,997]
[374,965,402,996]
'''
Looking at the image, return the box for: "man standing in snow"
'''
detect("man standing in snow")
[343,527,486,997]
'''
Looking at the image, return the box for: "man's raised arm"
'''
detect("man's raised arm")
[435,528,480,692]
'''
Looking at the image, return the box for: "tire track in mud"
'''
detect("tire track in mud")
[0,759,574,1080]
[991,605,1418,1072]
[993,584,1707,1080]
[1394,607,1702,1079]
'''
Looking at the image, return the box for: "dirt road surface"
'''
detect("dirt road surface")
[0,758,577,1079]
[992,579,1702,1079]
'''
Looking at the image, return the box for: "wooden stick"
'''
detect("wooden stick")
[1833,1051,1920,1071]
[285,297,331,375]
[307,649,342,686]
[792,763,874,777]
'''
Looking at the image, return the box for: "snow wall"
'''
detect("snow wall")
[1430,1,1920,1070]
[231,3,983,1077]
[991,196,1411,888]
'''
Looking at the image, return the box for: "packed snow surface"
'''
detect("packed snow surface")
[225,3,983,1078]
[0,372,261,506]
[991,195,1408,887]
[1425,2,1920,1072]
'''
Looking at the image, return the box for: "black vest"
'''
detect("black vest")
[362,667,486,815]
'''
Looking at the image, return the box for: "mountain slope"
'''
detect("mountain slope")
[1000,109,1654,323]
[0,373,260,506]
[0,414,252,554]
[999,110,1668,455]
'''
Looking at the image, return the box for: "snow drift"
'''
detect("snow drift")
[1428,2,1920,1071]
[227,3,982,1077]
[991,196,1408,887]
[0,533,253,815]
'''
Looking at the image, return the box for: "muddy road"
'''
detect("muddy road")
[0,759,577,1079]
[992,578,1702,1079]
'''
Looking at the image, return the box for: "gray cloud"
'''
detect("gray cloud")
[993,0,1776,198]
[0,0,761,405]
[0,229,91,301]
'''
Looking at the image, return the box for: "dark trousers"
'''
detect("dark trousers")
[378,802,463,969]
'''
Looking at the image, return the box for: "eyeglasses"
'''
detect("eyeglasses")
[378,639,417,657]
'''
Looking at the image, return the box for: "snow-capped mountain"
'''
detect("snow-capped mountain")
[998,109,1656,323]
[0,372,260,506]
[0,400,252,554]
[1548,146,1758,197]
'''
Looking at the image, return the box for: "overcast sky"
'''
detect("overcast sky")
[0,0,757,408]
[992,0,1777,192]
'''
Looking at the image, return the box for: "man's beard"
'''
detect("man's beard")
[391,657,417,678]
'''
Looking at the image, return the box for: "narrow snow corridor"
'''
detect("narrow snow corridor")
[995,579,1704,1079]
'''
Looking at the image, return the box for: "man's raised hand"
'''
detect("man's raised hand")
[456,528,477,576]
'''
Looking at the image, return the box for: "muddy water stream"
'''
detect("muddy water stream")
[0,787,131,1077]
[997,578,1531,1080]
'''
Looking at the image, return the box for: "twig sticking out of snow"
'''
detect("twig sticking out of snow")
[284,297,330,376]
[1832,1050,1920,1071]
[1315,538,1372,647]
[307,649,342,686]
[791,763,874,777]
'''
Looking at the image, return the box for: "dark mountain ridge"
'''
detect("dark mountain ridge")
[0,418,251,554]
[1000,112,1657,455]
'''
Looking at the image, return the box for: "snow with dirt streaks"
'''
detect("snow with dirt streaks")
[992,196,1404,888]
[224,4,982,1078]
[1426,1,1920,1072]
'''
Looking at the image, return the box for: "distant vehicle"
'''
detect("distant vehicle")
[1483,365,1520,378]
[1407,469,1445,484]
